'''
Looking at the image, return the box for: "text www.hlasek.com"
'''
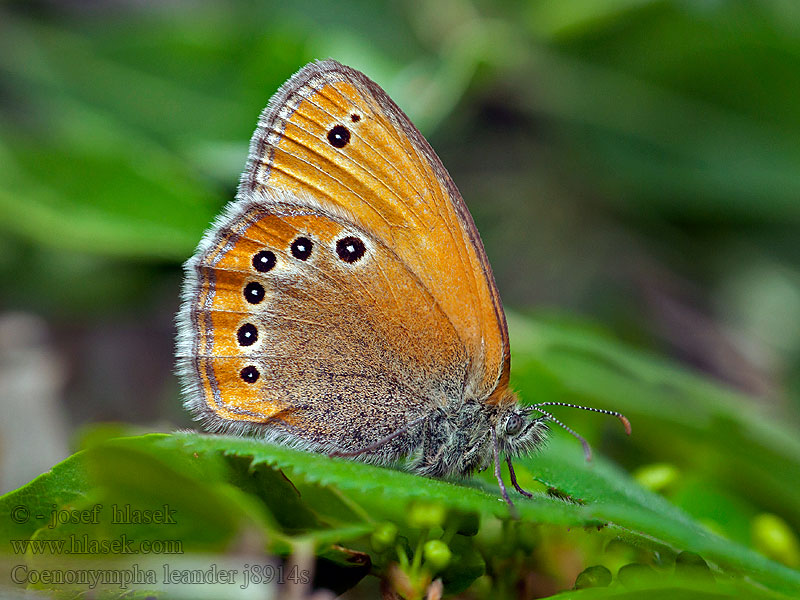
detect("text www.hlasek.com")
[10,534,183,555]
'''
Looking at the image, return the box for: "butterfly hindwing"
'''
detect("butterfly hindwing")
[178,192,469,456]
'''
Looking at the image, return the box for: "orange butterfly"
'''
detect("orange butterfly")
[176,60,629,509]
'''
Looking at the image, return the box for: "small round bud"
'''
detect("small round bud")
[408,502,446,529]
[752,513,800,567]
[423,539,452,571]
[633,463,679,492]
[371,522,398,552]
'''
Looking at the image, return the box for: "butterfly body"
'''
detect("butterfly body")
[177,60,627,506]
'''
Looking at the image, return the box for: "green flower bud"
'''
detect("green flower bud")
[633,463,679,492]
[423,539,452,571]
[752,513,800,567]
[408,502,446,529]
[371,522,398,552]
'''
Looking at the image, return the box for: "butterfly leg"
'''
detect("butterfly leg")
[491,429,518,517]
[329,415,426,458]
[505,456,533,498]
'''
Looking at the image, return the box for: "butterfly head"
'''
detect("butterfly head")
[491,390,634,464]
[494,393,549,458]
[498,409,550,458]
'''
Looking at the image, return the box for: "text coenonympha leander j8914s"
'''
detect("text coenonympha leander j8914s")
[176,59,630,509]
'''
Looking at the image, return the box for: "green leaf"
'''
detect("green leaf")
[0,450,89,543]
[166,431,799,595]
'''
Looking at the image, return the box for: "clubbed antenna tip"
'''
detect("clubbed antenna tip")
[619,414,632,436]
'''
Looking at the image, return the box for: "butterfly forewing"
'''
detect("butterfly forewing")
[242,60,509,401]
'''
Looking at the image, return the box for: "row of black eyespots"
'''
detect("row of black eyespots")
[250,237,312,274]
[240,237,307,384]
[238,322,259,383]
[243,236,366,305]
[238,232,365,384]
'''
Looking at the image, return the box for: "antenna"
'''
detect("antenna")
[525,402,631,461]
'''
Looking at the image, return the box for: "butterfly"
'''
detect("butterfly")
[176,59,630,510]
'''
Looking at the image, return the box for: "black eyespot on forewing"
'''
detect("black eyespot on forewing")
[290,237,313,260]
[327,125,350,148]
[243,281,265,304]
[336,236,366,263]
[237,323,258,346]
[252,250,276,273]
[240,365,259,383]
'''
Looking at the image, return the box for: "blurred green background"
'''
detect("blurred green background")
[1,0,800,537]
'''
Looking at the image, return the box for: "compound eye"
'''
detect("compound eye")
[505,413,524,436]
